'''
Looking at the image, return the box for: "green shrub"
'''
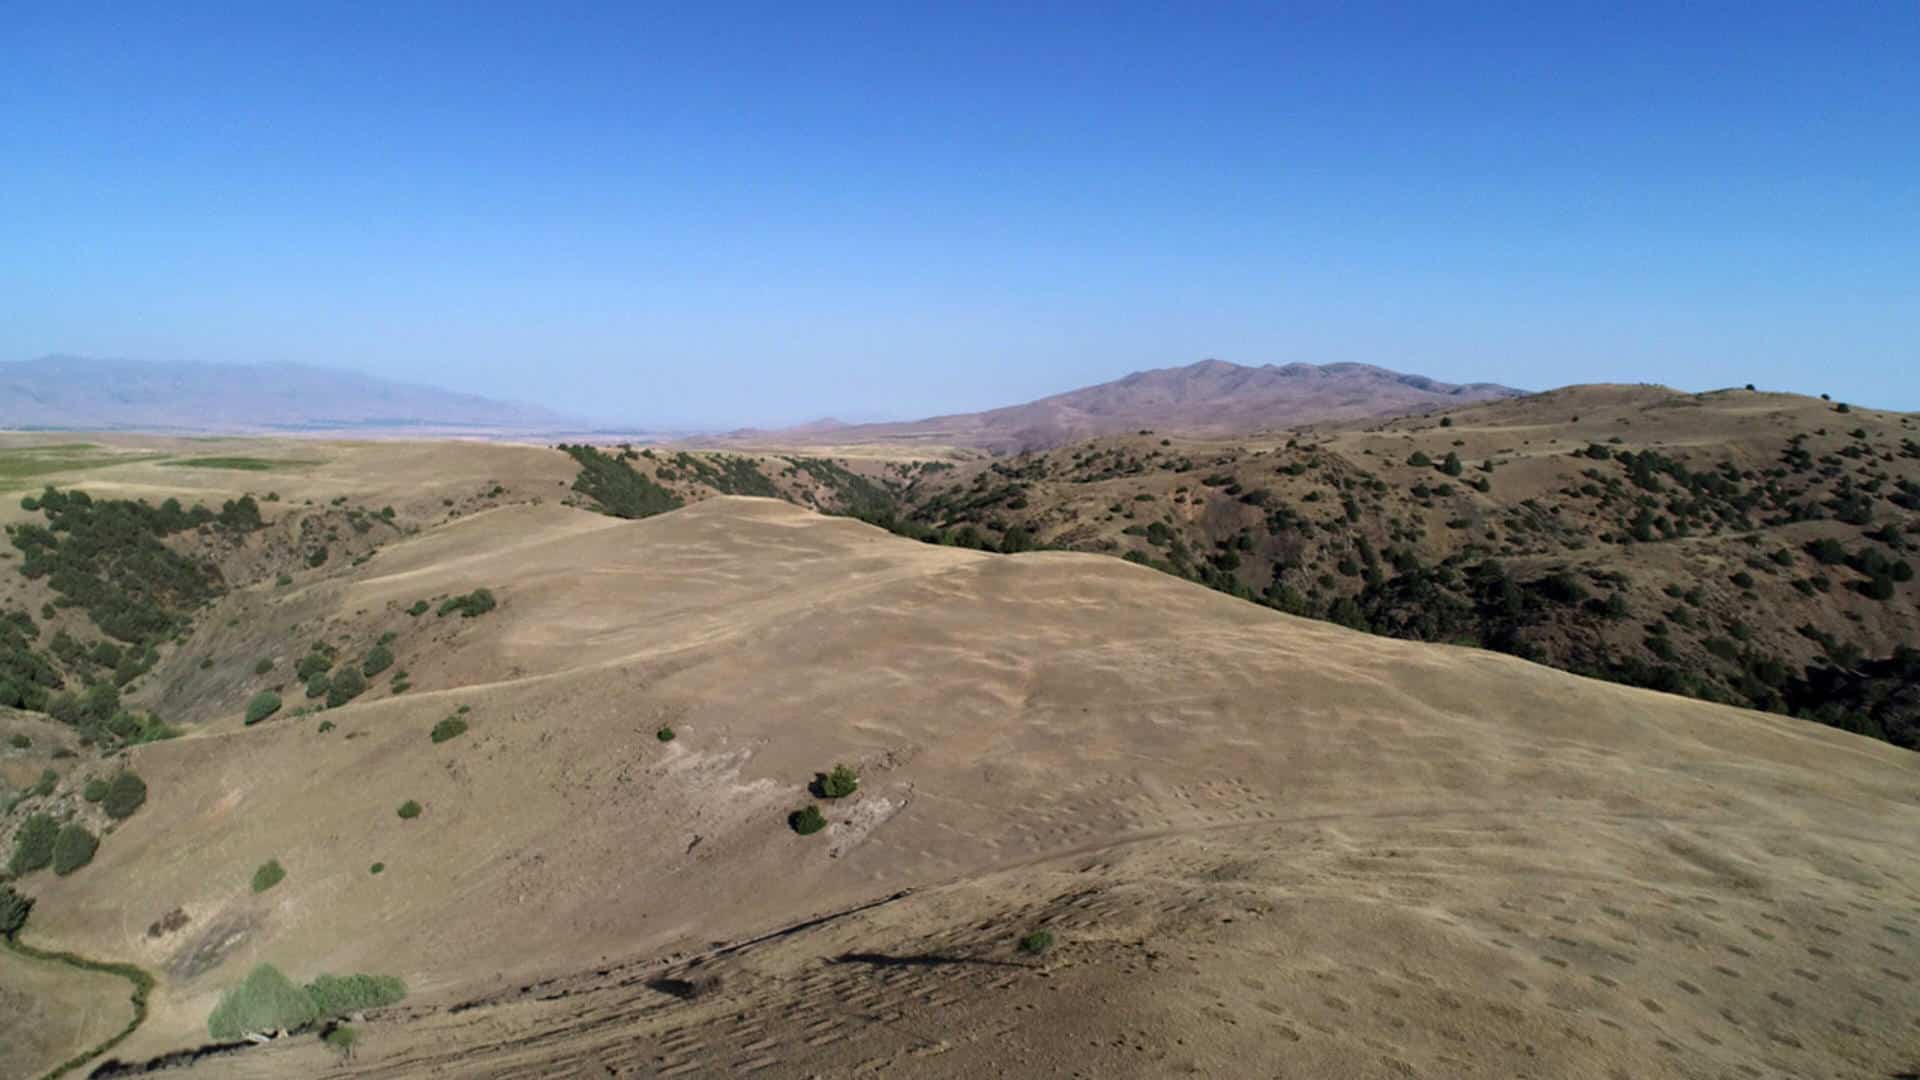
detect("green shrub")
[245,691,283,725]
[361,644,394,678]
[207,964,318,1038]
[102,771,147,819]
[789,805,827,835]
[326,668,367,708]
[324,1024,359,1054]
[8,814,57,875]
[396,800,422,820]
[83,777,109,802]
[252,859,286,893]
[1017,930,1055,955]
[307,973,406,1016]
[816,764,859,799]
[254,658,274,675]
[0,884,31,940]
[276,573,294,587]
[305,673,331,700]
[436,589,497,618]
[406,600,428,617]
[52,824,98,875]
[655,726,675,742]
[30,768,56,797]
[1407,451,1431,467]
[295,650,334,681]
[429,717,467,744]
[317,720,336,734]
[7,733,28,749]
[369,862,383,874]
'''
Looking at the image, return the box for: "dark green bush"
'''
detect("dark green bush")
[361,644,394,678]
[789,805,827,835]
[1017,929,1055,955]
[52,823,98,875]
[429,717,467,743]
[815,764,859,799]
[252,859,286,893]
[8,813,57,875]
[295,649,334,681]
[396,800,422,820]
[406,600,428,617]
[1407,451,1431,467]
[436,589,497,618]
[326,668,367,708]
[369,862,383,874]
[305,673,331,700]
[245,691,283,725]
[102,771,147,819]
[254,658,274,675]
[83,777,109,802]
[655,726,675,742]
[0,884,30,940]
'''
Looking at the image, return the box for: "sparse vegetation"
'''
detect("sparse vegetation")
[430,716,468,743]
[252,858,286,893]
[656,725,675,742]
[406,600,429,616]
[397,799,422,819]
[1017,929,1055,956]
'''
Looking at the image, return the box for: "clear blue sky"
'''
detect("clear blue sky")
[3,3,1915,426]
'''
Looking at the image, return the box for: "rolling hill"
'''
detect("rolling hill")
[713,359,1524,453]
[0,434,1915,1078]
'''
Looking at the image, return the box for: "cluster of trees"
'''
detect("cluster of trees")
[9,487,262,644]
[559,445,682,518]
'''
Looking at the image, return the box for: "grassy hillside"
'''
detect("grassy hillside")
[0,428,1914,1079]
[839,385,1920,747]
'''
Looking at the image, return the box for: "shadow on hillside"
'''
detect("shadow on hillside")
[829,952,1024,969]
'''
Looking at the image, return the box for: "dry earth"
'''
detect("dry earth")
[1,435,1917,1078]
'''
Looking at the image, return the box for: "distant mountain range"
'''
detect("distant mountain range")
[719,359,1525,453]
[2,356,1524,446]
[0,356,587,435]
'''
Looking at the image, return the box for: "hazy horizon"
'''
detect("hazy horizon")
[5,5,1916,427]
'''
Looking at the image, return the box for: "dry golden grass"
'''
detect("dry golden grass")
[2,432,1916,1078]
